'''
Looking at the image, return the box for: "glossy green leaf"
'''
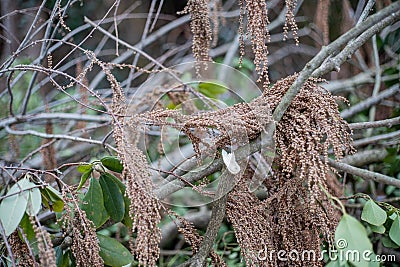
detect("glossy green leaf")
[81,178,109,228]
[101,156,123,173]
[99,174,125,222]
[42,186,64,212]
[389,215,400,246]
[77,170,92,190]
[370,224,386,234]
[77,163,92,174]
[26,187,42,216]
[335,214,373,267]
[0,178,34,236]
[106,173,132,227]
[361,200,387,226]
[97,233,134,267]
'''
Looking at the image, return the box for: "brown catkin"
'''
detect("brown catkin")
[60,192,103,267]
[9,232,37,266]
[178,0,212,62]
[31,216,57,267]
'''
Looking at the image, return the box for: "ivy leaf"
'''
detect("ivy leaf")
[81,178,109,228]
[0,178,34,236]
[389,215,400,246]
[335,214,373,267]
[77,163,92,174]
[101,156,123,173]
[77,170,92,190]
[97,233,134,266]
[26,187,42,216]
[361,200,387,226]
[99,173,125,222]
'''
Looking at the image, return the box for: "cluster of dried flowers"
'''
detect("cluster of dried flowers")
[60,191,103,267]
[9,232,37,266]
[138,74,353,266]
[184,0,299,87]
[226,75,353,266]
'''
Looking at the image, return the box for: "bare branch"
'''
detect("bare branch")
[353,130,400,147]
[0,113,109,129]
[349,116,400,130]
[341,85,400,119]
[327,158,400,187]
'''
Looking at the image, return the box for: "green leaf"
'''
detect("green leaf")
[106,173,132,227]
[325,259,343,267]
[97,233,134,267]
[19,213,35,241]
[389,215,400,246]
[81,178,109,228]
[99,173,125,222]
[0,178,34,236]
[77,163,92,174]
[361,200,387,226]
[101,156,123,173]
[26,187,42,216]
[335,214,373,267]
[370,224,386,234]
[42,186,64,212]
[56,246,70,267]
[198,81,227,98]
[77,170,92,190]
[382,235,400,248]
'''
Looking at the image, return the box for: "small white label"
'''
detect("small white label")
[222,149,240,174]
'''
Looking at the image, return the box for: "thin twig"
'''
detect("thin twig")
[4,126,116,150]
[0,222,16,267]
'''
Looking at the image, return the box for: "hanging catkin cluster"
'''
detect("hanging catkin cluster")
[93,51,162,266]
[181,0,299,88]
[225,75,354,266]
[178,0,212,62]
[60,192,103,267]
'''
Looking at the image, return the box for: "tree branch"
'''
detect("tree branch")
[0,113,109,129]
[327,158,400,187]
[341,85,400,119]
[349,116,400,130]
